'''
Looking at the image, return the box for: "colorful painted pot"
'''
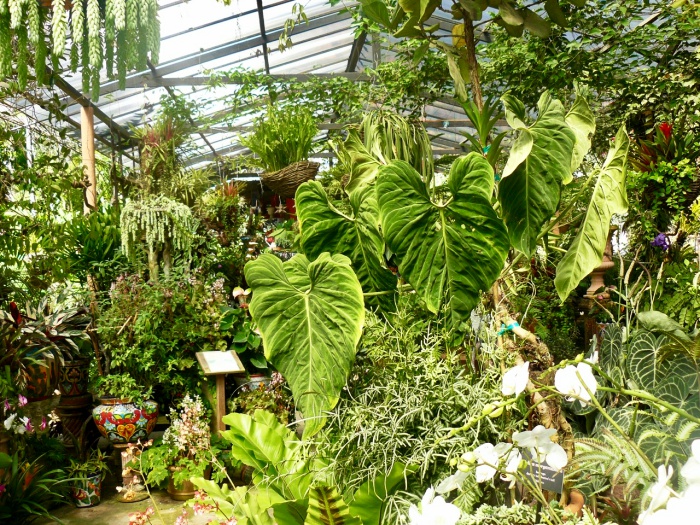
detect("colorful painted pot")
[69,472,102,508]
[92,398,158,444]
[24,348,60,402]
[58,358,91,398]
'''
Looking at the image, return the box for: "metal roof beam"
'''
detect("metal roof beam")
[256,0,271,74]
[93,10,352,99]
[346,31,367,72]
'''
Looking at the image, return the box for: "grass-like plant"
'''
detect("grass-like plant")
[240,105,318,172]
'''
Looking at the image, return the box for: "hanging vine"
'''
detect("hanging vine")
[0,0,160,98]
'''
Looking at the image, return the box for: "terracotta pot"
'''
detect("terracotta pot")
[92,398,158,444]
[69,472,102,508]
[167,465,211,501]
[58,358,91,398]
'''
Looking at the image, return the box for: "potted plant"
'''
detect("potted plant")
[228,371,293,426]
[138,394,222,500]
[67,448,109,508]
[240,104,320,198]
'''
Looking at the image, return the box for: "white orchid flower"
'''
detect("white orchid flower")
[3,413,16,431]
[501,361,530,397]
[408,487,461,525]
[681,440,700,487]
[647,465,675,513]
[555,362,598,406]
[473,443,500,482]
[499,448,523,488]
[513,425,568,471]
[435,470,468,494]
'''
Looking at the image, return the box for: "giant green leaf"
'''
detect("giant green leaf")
[377,154,509,326]
[498,92,576,255]
[554,126,629,301]
[245,253,364,439]
[348,463,414,525]
[341,130,384,197]
[565,91,596,174]
[305,486,361,525]
[296,181,397,310]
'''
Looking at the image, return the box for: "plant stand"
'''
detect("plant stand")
[114,443,149,503]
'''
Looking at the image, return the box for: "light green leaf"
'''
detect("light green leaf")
[501,92,527,129]
[544,0,568,27]
[296,181,397,310]
[599,325,623,375]
[522,8,551,37]
[245,253,364,439]
[565,92,596,174]
[446,51,468,100]
[341,130,383,197]
[360,0,392,26]
[498,92,575,255]
[501,129,532,178]
[377,155,509,326]
[305,486,361,525]
[554,126,628,301]
[637,310,693,345]
[271,499,309,525]
[349,463,414,525]
[498,1,524,25]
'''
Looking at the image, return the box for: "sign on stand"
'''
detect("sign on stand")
[521,450,565,494]
[196,351,246,434]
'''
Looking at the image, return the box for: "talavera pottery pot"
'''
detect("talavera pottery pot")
[58,358,91,398]
[92,398,158,444]
[69,472,102,508]
[24,348,60,402]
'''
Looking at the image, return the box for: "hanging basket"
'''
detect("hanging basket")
[261,161,320,198]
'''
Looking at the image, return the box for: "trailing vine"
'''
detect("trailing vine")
[0,0,160,98]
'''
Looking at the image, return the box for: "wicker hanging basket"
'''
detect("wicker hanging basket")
[261,161,320,198]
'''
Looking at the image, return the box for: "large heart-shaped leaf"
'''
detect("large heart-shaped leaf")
[296,181,397,310]
[245,253,364,439]
[498,92,575,255]
[377,154,509,326]
[554,126,629,301]
[565,91,596,173]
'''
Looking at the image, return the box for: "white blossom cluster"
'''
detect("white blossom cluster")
[162,394,211,459]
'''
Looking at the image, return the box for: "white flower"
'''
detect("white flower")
[555,363,598,406]
[473,443,499,482]
[499,447,522,488]
[501,361,530,397]
[513,425,568,471]
[408,487,461,525]
[681,440,700,487]
[435,470,468,494]
[647,465,674,513]
[3,413,16,431]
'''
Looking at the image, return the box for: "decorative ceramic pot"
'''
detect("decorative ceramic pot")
[69,472,102,508]
[92,398,158,444]
[58,358,91,398]
[24,348,60,402]
[233,373,270,392]
[167,466,211,501]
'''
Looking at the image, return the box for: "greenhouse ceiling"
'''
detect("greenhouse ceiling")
[8,0,475,172]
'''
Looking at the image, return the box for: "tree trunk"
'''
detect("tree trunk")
[463,16,483,111]
[148,246,159,282]
[162,241,172,278]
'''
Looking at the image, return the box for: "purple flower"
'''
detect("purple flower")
[17,395,27,407]
[3,399,10,411]
[0,484,5,495]
[651,233,671,251]
[25,419,33,433]
[40,416,47,431]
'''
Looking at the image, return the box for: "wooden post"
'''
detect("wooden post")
[215,374,226,434]
[81,107,97,214]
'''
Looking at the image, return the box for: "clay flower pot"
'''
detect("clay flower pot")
[69,472,102,508]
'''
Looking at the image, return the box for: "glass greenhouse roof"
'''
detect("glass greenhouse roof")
[16,0,475,171]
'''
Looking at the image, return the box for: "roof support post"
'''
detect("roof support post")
[256,0,271,74]
[81,107,97,214]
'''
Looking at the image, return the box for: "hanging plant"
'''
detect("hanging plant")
[0,0,160,98]
[120,195,197,280]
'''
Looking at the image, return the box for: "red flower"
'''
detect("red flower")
[9,302,22,325]
[659,122,672,140]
